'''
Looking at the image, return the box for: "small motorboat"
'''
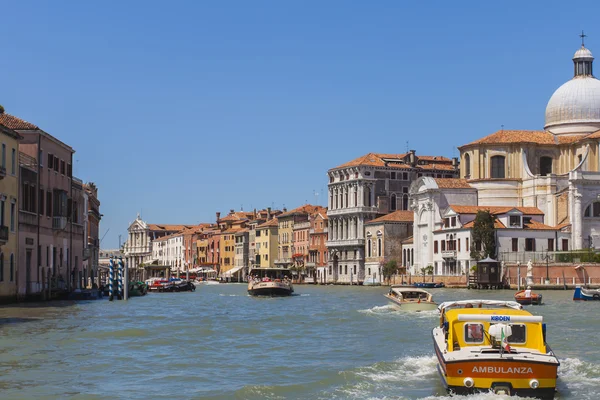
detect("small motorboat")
[248,268,293,296]
[515,287,543,305]
[573,286,600,300]
[384,286,437,311]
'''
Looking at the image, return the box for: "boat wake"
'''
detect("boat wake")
[556,357,600,399]
[358,305,399,315]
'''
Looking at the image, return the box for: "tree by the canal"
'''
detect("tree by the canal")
[382,260,398,284]
[470,210,497,260]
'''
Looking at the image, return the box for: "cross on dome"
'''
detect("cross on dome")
[581,30,587,47]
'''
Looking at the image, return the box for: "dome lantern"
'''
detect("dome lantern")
[574,31,593,77]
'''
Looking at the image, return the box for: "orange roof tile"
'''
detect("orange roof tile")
[461,130,556,147]
[0,112,39,130]
[521,220,560,230]
[258,218,278,228]
[366,210,414,224]
[333,153,407,169]
[418,164,457,171]
[418,155,451,162]
[584,130,600,140]
[448,205,544,216]
[434,178,472,189]
[462,220,507,229]
[331,153,454,170]
[148,224,196,231]
[278,204,323,218]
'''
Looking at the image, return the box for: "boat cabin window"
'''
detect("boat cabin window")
[490,323,526,344]
[464,323,484,343]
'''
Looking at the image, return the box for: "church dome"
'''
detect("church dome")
[545,44,600,135]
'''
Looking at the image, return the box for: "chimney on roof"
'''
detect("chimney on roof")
[216,212,221,222]
[409,150,416,167]
[283,207,287,212]
[452,157,459,169]
[267,207,272,221]
[253,208,257,219]
[230,209,234,214]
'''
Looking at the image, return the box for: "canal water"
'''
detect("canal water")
[0,285,598,399]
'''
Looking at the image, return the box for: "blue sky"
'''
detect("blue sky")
[1,1,598,248]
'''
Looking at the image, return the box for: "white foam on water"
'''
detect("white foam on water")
[299,294,311,297]
[556,357,600,397]
[358,305,399,315]
[355,355,438,382]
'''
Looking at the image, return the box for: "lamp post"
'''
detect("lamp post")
[543,250,551,285]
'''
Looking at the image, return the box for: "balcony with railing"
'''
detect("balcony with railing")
[441,250,457,259]
[19,152,37,171]
[0,225,8,244]
[327,238,365,247]
[53,216,67,230]
[309,227,328,234]
[274,258,292,265]
[19,210,38,226]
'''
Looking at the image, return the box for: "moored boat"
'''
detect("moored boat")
[384,286,437,311]
[248,267,293,296]
[515,286,543,305]
[414,282,445,288]
[433,299,559,399]
[573,285,600,300]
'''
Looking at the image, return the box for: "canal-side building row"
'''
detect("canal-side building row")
[0,108,101,303]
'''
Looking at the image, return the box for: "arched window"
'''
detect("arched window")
[367,239,372,257]
[540,156,553,176]
[584,202,600,218]
[491,155,506,178]
[402,195,409,211]
[390,194,397,211]
[464,153,471,178]
[378,238,382,257]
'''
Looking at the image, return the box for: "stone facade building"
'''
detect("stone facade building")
[363,210,413,284]
[0,120,20,302]
[327,151,458,284]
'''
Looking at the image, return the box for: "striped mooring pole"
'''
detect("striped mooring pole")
[119,257,128,301]
[117,257,123,300]
[109,257,114,301]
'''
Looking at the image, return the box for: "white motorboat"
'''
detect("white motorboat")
[248,268,293,296]
[384,285,437,311]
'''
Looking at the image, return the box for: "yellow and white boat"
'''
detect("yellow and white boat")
[433,300,559,399]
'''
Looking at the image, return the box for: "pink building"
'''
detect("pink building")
[2,112,85,299]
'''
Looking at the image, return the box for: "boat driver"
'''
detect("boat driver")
[525,286,532,298]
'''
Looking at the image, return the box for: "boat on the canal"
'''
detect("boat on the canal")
[573,285,600,300]
[514,287,543,305]
[248,267,293,296]
[128,281,148,296]
[384,285,437,311]
[433,299,559,399]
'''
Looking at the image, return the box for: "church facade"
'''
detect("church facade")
[459,42,600,251]
[408,41,600,276]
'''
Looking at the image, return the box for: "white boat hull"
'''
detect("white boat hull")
[384,294,438,311]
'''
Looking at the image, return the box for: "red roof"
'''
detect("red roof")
[0,112,39,130]
[366,210,414,224]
